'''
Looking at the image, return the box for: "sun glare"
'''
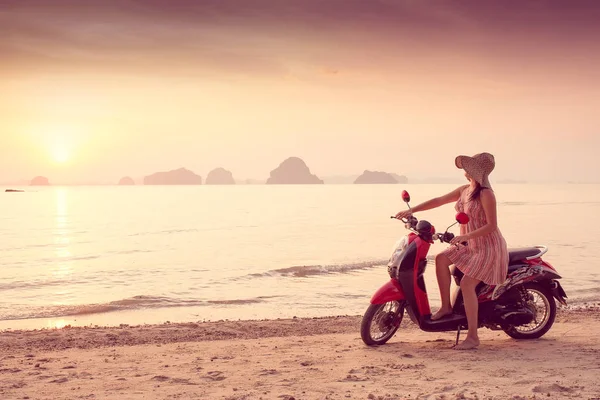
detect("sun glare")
[51,145,70,164]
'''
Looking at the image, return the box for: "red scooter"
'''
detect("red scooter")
[360,190,568,346]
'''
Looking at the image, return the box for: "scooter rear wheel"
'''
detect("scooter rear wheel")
[502,283,556,340]
[360,301,405,346]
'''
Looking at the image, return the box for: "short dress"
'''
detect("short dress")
[441,186,509,285]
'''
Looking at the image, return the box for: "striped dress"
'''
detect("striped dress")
[441,186,509,285]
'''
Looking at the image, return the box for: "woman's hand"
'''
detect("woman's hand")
[450,235,470,246]
[394,210,413,220]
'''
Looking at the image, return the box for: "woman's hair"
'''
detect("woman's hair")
[469,182,483,201]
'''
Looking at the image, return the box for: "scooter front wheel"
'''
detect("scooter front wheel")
[360,300,405,346]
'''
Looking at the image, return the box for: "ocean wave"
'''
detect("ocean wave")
[129,225,259,237]
[0,278,83,292]
[129,228,199,237]
[207,298,268,305]
[1,243,54,251]
[502,201,529,206]
[238,256,438,280]
[111,249,154,256]
[2,249,154,268]
[0,295,276,321]
[1,241,93,252]
[244,260,390,279]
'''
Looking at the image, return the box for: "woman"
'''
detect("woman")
[395,152,508,350]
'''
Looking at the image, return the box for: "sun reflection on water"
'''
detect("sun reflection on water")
[53,188,73,278]
[46,319,69,329]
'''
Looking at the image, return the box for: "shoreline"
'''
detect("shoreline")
[1,298,599,333]
[1,306,599,351]
[0,309,598,399]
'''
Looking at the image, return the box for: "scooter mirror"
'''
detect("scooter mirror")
[401,190,411,203]
[456,212,469,225]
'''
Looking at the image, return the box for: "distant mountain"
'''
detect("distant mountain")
[266,157,323,184]
[206,168,235,185]
[143,168,202,185]
[354,170,403,184]
[30,176,50,186]
[118,176,135,185]
[390,173,409,184]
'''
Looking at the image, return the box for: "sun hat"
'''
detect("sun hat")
[455,152,495,189]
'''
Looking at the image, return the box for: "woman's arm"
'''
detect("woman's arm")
[464,189,498,240]
[410,185,468,213]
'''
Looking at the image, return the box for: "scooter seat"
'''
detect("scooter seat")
[508,247,541,265]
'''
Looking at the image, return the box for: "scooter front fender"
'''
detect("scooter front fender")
[370,279,405,304]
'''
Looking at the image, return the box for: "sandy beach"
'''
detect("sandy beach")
[0,308,599,400]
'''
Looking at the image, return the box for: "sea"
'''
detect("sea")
[1,184,599,330]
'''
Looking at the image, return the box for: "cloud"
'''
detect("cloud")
[1,0,599,81]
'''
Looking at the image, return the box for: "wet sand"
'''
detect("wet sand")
[1,309,599,400]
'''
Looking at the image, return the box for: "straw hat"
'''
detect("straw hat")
[455,152,495,189]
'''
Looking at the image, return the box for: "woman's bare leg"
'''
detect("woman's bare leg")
[454,275,481,350]
[432,253,453,320]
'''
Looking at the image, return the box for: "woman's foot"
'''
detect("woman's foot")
[431,307,453,321]
[453,337,480,350]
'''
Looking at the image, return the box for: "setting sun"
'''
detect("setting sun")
[51,144,71,164]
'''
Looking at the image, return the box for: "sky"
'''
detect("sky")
[1,0,599,184]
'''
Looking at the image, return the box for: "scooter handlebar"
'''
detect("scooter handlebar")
[391,216,466,246]
[433,232,468,246]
